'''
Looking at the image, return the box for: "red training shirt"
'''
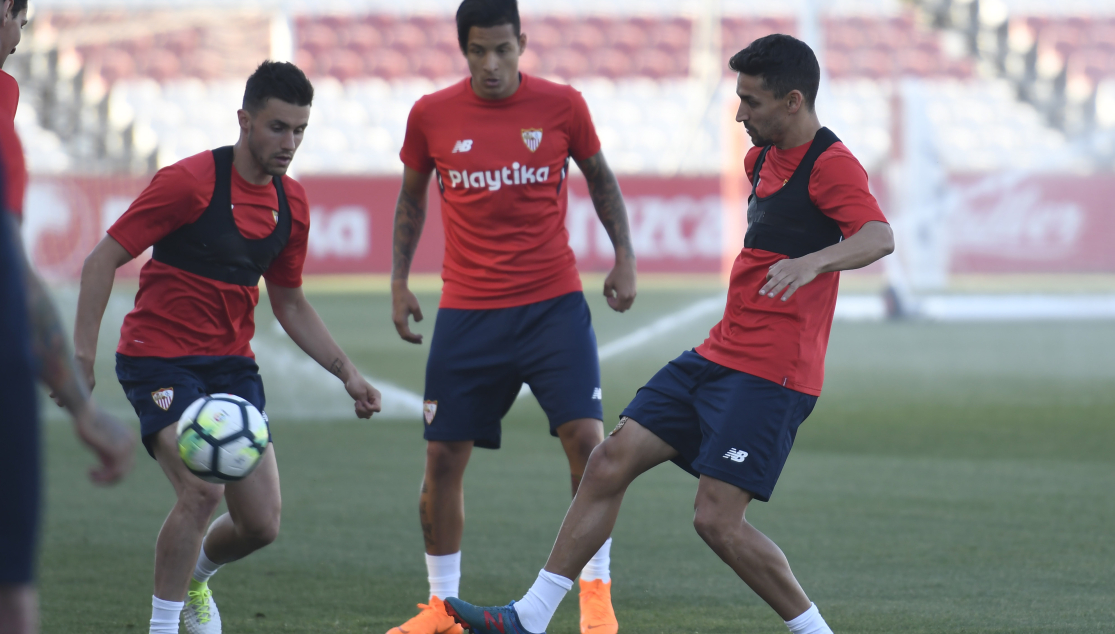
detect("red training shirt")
[108,150,310,359]
[1,71,24,217]
[400,74,602,309]
[695,139,888,396]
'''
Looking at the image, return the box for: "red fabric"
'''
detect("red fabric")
[108,150,310,359]
[1,71,23,217]
[400,74,601,309]
[0,71,17,122]
[695,139,888,396]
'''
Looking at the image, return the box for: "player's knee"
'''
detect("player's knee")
[425,442,469,482]
[583,438,626,485]
[240,512,281,548]
[178,483,223,521]
[692,503,732,546]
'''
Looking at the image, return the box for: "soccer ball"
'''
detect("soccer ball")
[177,394,270,484]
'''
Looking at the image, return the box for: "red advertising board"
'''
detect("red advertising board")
[21,171,1115,281]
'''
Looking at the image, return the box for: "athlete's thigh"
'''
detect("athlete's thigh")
[116,354,208,459]
[518,293,603,434]
[618,350,708,478]
[223,445,280,527]
[151,424,224,500]
[597,416,680,480]
[424,306,521,449]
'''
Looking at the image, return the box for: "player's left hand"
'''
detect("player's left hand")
[74,404,137,485]
[345,374,382,419]
[604,258,637,312]
[760,255,821,301]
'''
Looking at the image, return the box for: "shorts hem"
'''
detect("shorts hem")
[690,461,774,502]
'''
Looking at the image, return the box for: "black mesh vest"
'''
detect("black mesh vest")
[744,127,844,259]
[152,146,292,287]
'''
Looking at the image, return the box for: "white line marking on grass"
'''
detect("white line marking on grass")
[517,294,727,400]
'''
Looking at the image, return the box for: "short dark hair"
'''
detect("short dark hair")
[729,34,820,109]
[242,61,314,113]
[9,0,27,17]
[456,0,520,53]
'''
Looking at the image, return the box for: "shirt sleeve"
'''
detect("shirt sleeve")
[107,163,209,257]
[399,98,435,173]
[809,145,888,237]
[566,88,602,162]
[262,179,308,288]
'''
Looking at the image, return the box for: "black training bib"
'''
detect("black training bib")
[152,146,292,287]
[744,127,844,259]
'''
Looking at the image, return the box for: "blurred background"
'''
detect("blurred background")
[11,3,1115,632]
[6,0,1115,419]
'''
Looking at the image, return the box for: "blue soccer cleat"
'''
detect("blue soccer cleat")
[443,598,543,634]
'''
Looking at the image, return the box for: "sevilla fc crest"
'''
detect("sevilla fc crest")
[152,387,174,411]
[521,128,543,152]
[423,400,438,424]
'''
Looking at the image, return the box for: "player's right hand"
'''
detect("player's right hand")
[74,404,136,485]
[392,287,424,344]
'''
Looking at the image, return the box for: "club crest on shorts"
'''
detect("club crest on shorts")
[423,400,438,425]
[272,209,278,224]
[521,128,543,152]
[151,387,174,411]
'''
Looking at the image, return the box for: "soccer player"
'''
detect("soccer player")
[388,1,636,633]
[70,61,382,634]
[2,1,137,630]
[442,34,895,634]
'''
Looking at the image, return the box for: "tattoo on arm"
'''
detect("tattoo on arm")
[329,358,344,377]
[578,153,634,259]
[391,187,428,283]
[4,215,89,413]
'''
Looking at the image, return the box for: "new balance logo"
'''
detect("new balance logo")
[483,610,506,634]
[723,448,749,463]
[452,139,473,153]
[592,387,602,400]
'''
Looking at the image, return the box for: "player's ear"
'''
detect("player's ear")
[0,0,10,26]
[786,90,804,115]
[518,31,527,56]
[236,108,252,133]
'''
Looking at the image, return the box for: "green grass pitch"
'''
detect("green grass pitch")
[37,287,1115,633]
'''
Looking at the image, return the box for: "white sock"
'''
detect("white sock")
[149,596,183,634]
[785,603,833,634]
[513,569,574,634]
[192,546,222,584]
[580,538,612,583]
[426,551,462,600]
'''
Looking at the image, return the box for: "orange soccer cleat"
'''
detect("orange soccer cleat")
[578,579,618,634]
[387,596,464,634]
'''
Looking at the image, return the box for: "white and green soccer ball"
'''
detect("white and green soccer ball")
[177,394,270,484]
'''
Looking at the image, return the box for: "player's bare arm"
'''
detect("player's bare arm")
[72,235,133,391]
[760,220,894,301]
[390,165,433,344]
[267,282,382,418]
[575,151,637,312]
[3,214,135,484]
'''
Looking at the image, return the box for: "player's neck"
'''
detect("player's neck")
[774,113,822,150]
[231,141,273,186]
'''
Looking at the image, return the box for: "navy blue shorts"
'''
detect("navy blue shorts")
[116,354,267,458]
[621,350,818,502]
[0,209,41,585]
[423,291,603,450]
